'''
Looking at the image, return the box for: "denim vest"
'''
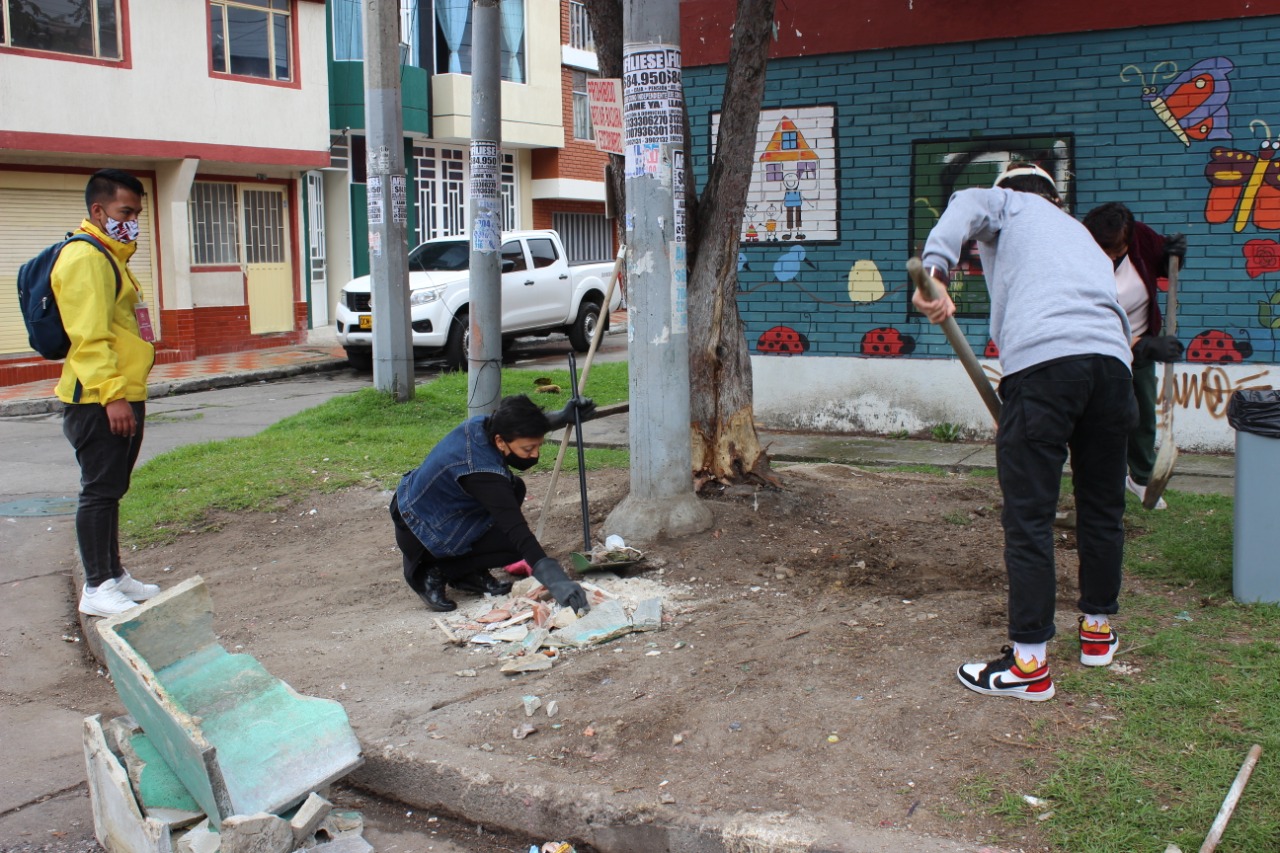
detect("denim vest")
[395,416,513,556]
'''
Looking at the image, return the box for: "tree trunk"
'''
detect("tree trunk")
[687,0,777,489]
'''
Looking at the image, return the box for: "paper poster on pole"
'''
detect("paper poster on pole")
[622,45,682,177]
[586,78,624,155]
[366,176,384,225]
[390,175,407,224]
[470,141,501,252]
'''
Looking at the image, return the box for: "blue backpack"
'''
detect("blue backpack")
[17,233,120,360]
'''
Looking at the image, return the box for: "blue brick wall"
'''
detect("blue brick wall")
[685,17,1280,366]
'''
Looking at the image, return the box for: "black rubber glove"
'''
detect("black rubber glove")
[545,396,597,431]
[532,557,590,613]
[1133,335,1184,363]
[1163,232,1187,261]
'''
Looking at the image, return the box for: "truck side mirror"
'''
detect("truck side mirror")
[502,259,516,273]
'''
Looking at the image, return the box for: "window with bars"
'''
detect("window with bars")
[572,70,594,141]
[568,0,593,52]
[1,0,122,60]
[188,182,240,266]
[413,145,518,242]
[553,212,611,263]
[209,0,292,82]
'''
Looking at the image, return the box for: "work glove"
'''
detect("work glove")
[545,396,597,431]
[1133,335,1184,363]
[1163,232,1187,261]
[532,557,590,613]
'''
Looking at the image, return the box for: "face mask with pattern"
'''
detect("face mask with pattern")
[106,217,140,244]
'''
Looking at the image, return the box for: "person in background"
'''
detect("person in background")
[1083,202,1186,510]
[57,169,162,617]
[390,394,594,613]
[915,162,1138,701]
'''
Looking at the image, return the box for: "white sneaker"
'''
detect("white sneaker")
[79,578,141,617]
[1125,475,1167,510]
[115,571,161,601]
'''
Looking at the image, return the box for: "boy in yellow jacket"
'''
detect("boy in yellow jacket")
[54,169,161,617]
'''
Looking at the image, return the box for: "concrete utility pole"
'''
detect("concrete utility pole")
[363,0,414,400]
[467,0,503,418]
[603,0,712,544]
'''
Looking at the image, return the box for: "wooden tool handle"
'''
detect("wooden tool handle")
[907,258,1002,421]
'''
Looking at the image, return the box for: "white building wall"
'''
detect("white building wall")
[3,0,329,159]
[752,356,1269,453]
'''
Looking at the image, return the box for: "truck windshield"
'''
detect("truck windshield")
[408,240,470,272]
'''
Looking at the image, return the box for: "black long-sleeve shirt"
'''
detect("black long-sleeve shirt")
[458,473,547,565]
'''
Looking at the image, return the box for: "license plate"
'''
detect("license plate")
[358,314,372,330]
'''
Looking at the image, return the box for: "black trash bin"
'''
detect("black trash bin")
[1227,390,1280,603]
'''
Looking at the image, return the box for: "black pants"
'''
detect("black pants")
[389,494,520,593]
[996,355,1137,644]
[62,402,145,588]
[1128,357,1158,485]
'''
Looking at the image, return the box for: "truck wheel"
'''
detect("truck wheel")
[568,300,602,352]
[345,348,372,371]
[444,310,469,371]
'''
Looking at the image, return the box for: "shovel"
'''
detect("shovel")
[1143,256,1179,509]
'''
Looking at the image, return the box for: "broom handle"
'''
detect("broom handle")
[534,244,627,541]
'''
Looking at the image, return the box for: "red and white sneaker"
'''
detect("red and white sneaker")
[1079,617,1119,666]
[957,646,1055,701]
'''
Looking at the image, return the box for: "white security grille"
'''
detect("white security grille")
[242,189,286,264]
[189,182,240,265]
[569,0,594,52]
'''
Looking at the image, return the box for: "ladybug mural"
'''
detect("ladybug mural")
[984,339,1000,359]
[1186,329,1253,363]
[757,325,809,355]
[861,327,916,357]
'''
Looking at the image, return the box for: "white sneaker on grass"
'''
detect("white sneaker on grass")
[1125,475,1167,510]
[115,571,161,601]
[79,578,141,618]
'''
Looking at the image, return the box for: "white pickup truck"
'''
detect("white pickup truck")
[334,230,619,370]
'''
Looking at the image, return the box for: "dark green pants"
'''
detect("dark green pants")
[1128,358,1158,485]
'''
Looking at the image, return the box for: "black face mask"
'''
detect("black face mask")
[505,452,538,471]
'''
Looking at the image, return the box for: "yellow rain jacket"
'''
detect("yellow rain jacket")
[51,220,154,404]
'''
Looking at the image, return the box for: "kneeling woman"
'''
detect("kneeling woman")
[390,394,591,614]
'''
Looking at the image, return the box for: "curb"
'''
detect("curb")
[0,358,350,418]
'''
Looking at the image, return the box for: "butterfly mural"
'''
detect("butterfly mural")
[1204,126,1280,233]
[1120,57,1234,147]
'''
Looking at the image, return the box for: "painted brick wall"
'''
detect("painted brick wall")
[684,18,1280,370]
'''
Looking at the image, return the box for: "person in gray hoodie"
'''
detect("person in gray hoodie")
[915,162,1138,701]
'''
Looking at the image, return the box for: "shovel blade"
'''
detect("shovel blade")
[1144,443,1178,509]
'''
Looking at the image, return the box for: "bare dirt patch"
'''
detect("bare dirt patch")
[117,462,1133,851]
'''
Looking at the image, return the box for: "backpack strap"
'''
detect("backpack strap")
[69,233,123,296]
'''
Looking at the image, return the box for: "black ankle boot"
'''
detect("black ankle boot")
[451,570,514,597]
[418,572,457,611]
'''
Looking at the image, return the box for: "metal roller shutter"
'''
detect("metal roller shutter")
[0,176,156,356]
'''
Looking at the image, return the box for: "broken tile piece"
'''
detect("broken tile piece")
[491,624,530,643]
[548,608,579,629]
[501,655,554,674]
[631,597,662,631]
[522,695,542,717]
[310,837,374,853]
[289,792,333,844]
[546,700,559,717]
[220,812,293,853]
[83,715,173,853]
[549,600,635,648]
[175,819,220,853]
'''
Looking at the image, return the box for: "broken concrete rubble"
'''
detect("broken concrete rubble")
[95,576,363,823]
[219,812,292,853]
[85,577,375,853]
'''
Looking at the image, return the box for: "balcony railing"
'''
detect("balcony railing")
[569,1,595,53]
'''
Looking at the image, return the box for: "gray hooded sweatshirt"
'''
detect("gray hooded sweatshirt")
[920,187,1132,377]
